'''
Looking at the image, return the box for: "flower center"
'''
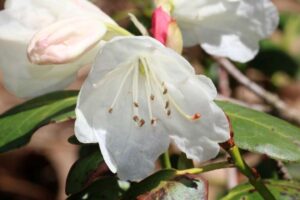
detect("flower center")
[107,57,201,127]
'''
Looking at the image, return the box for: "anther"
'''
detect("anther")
[192,113,201,120]
[163,88,168,95]
[167,110,171,116]
[133,102,139,107]
[133,115,139,122]
[139,119,145,127]
[151,118,157,126]
[108,108,113,113]
[165,101,170,109]
[150,94,155,101]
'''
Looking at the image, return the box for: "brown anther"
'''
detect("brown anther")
[165,101,170,109]
[150,94,155,101]
[139,119,145,127]
[133,115,139,122]
[167,110,171,116]
[163,88,168,95]
[192,113,201,120]
[151,118,157,125]
[108,108,113,113]
[133,102,139,107]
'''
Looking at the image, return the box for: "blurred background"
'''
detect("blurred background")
[0,0,300,199]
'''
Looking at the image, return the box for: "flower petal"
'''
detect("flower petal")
[173,0,279,62]
[75,60,170,180]
[28,17,107,65]
[161,76,230,162]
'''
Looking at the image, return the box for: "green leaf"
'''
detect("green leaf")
[177,153,194,170]
[123,170,207,200]
[217,101,300,162]
[66,150,104,195]
[0,91,78,153]
[221,180,300,200]
[67,177,122,200]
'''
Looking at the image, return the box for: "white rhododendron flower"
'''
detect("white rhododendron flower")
[0,0,115,98]
[75,36,230,181]
[171,0,279,62]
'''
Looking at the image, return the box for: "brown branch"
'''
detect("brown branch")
[214,56,300,125]
[217,95,271,112]
[218,67,232,97]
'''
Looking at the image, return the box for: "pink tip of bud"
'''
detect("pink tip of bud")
[151,7,172,45]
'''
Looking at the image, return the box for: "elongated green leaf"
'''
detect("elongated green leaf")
[67,177,122,200]
[66,150,104,195]
[221,180,300,200]
[0,91,78,153]
[217,101,300,162]
[123,170,207,200]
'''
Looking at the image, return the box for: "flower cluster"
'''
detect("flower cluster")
[0,0,279,181]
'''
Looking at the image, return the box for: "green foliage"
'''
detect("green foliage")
[217,101,300,162]
[221,180,300,200]
[0,91,77,153]
[177,153,194,170]
[67,177,122,200]
[66,150,104,195]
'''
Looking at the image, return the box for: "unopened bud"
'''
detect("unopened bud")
[27,17,107,65]
[166,20,183,53]
[151,7,183,53]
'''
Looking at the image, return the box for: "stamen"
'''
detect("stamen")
[150,94,155,101]
[132,62,140,120]
[141,58,156,126]
[192,113,201,120]
[139,119,145,127]
[151,118,157,125]
[145,59,201,121]
[165,101,170,109]
[163,87,168,95]
[109,63,135,112]
[133,115,139,122]
[167,110,171,116]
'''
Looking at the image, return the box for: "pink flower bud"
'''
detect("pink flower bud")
[151,7,172,45]
[151,6,183,53]
[27,17,107,65]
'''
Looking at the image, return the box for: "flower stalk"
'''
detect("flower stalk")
[160,151,172,169]
[228,145,276,200]
[176,161,233,175]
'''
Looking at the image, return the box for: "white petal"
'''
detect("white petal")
[75,41,170,180]
[173,0,279,62]
[163,76,230,162]
[86,36,194,85]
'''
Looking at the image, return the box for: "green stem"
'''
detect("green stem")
[160,152,172,169]
[229,146,276,200]
[176,161,233,175]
